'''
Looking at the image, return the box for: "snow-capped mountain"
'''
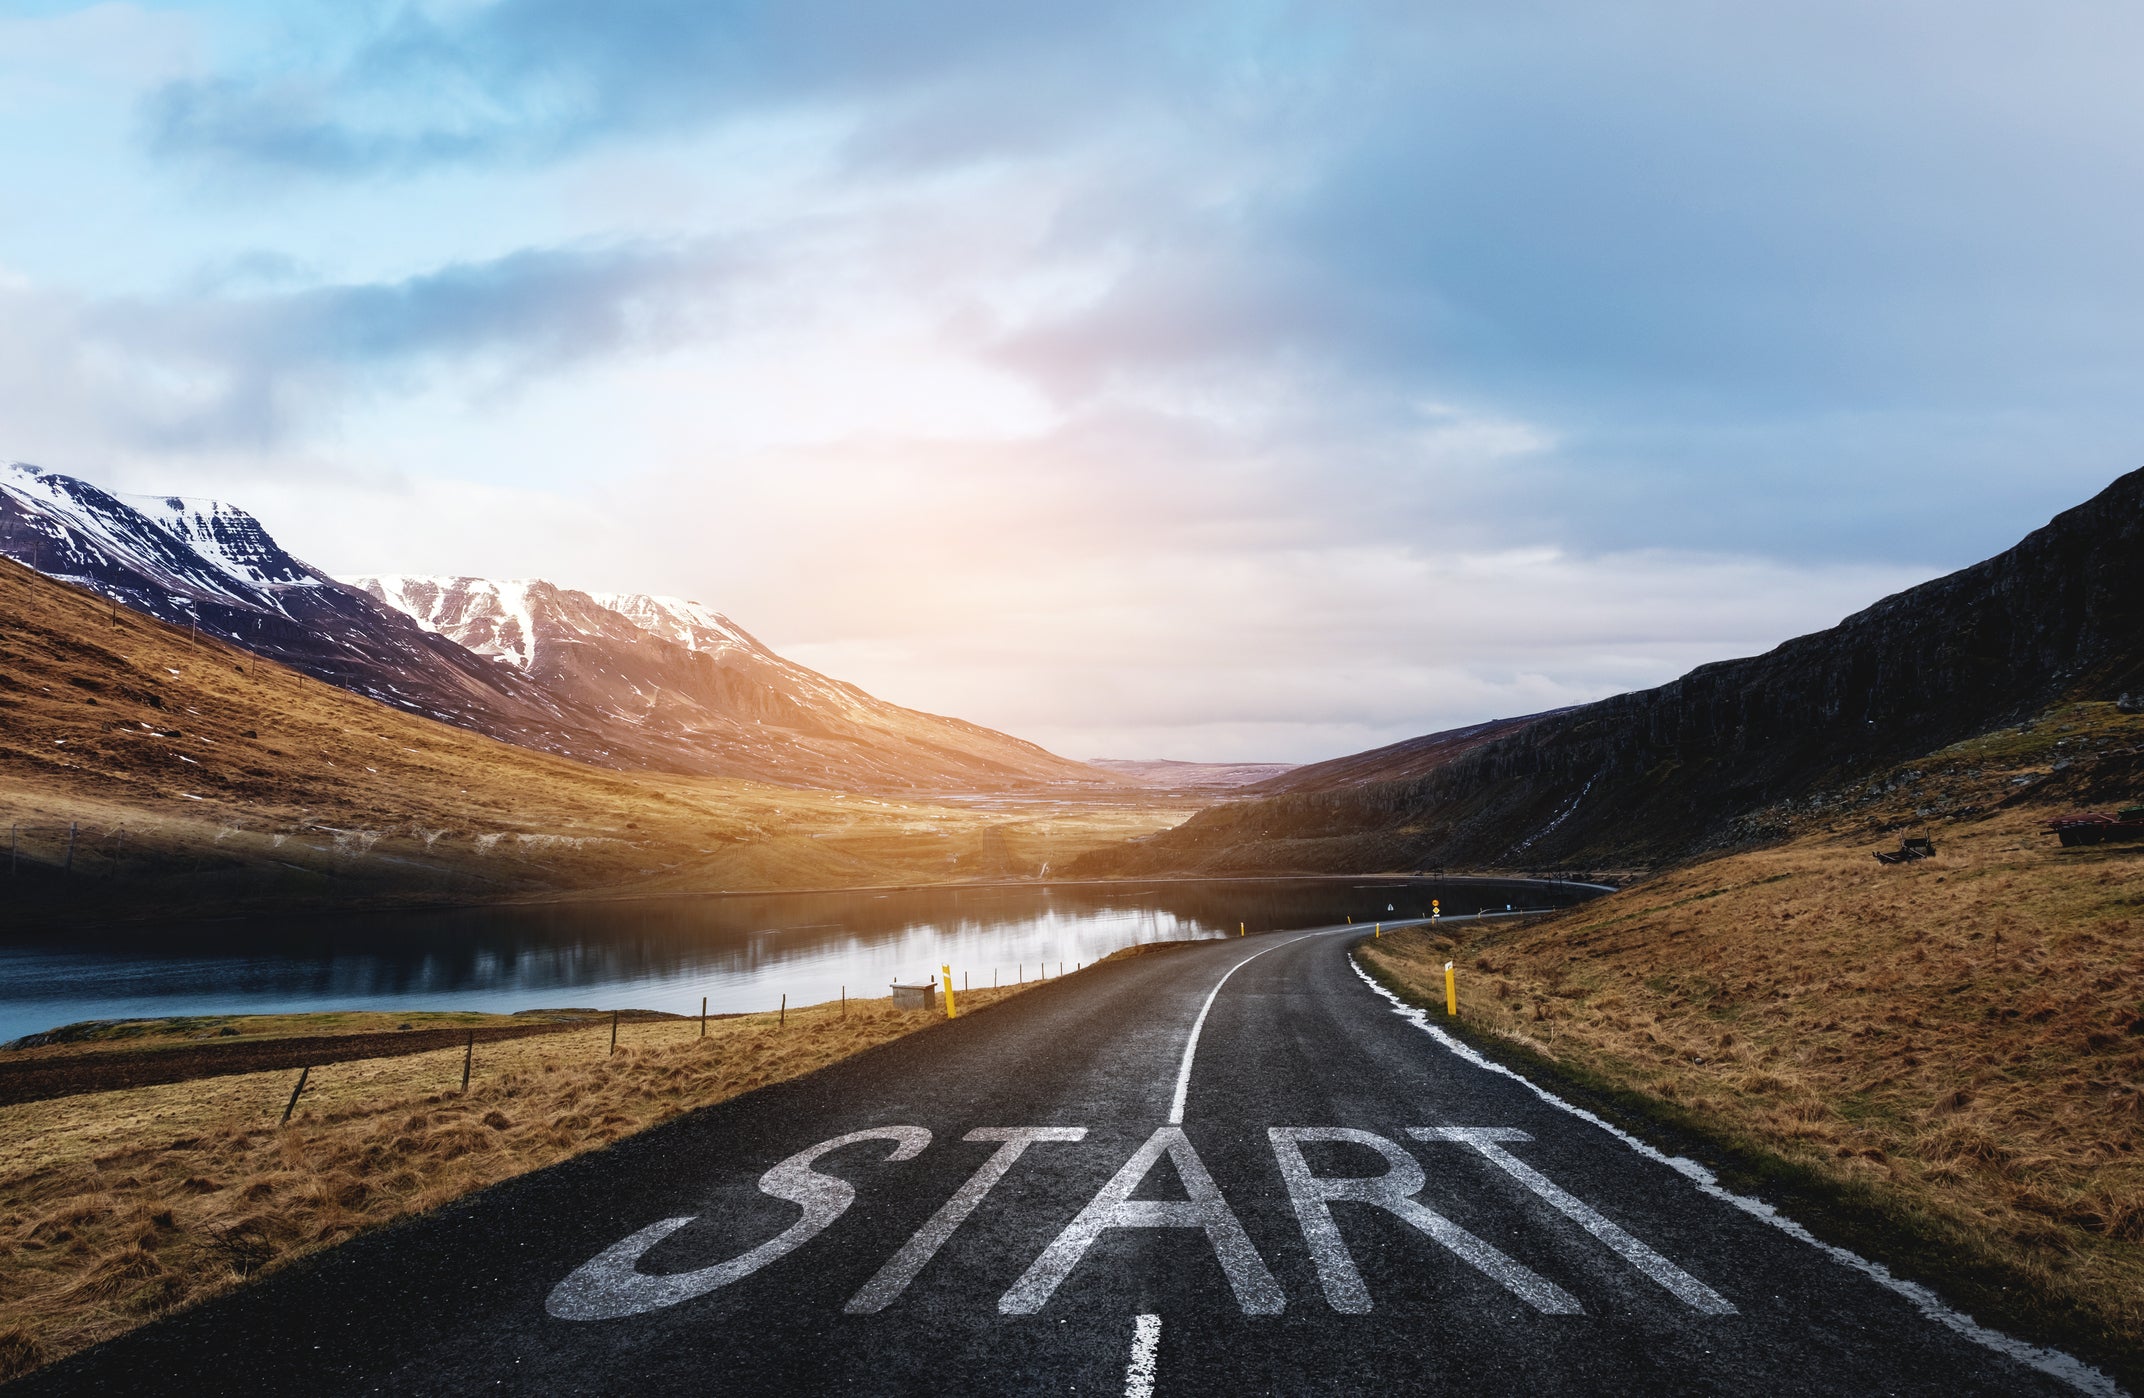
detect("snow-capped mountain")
[0,463,608,758]
[347,574,1107,791]
[0,464,320,615]
[1,463,1110,793]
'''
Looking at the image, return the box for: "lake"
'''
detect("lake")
[0,877,1600,1042]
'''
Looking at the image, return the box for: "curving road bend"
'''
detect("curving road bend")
[15,921,2115,1396]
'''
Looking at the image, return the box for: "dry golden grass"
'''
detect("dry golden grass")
[1360,736,2144,1368]
[0,988,1032,1381]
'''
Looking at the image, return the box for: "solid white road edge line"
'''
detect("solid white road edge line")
[1167,929,1338,1125]
[1347,956,2122,1398]
[1124,1313,1161,1398]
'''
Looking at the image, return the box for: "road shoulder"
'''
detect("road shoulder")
[1352,933,2141,1393]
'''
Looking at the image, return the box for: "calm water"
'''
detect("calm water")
[0,878,1593,1042]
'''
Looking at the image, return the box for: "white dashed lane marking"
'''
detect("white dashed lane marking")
[1123,1313,1161,1398]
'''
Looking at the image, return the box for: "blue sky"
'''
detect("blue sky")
[3,2,2140,760]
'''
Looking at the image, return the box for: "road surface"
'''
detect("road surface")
[15,922,2113,1395]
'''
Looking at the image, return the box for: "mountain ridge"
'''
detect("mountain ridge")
[345,572,1106,791]
[1075,466,2144,876]
[0,462,599,755]
[0,463,1118,796]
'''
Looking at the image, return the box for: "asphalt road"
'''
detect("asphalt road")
[15,922,2114,1396]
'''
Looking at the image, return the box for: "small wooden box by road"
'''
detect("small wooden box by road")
[890,982,938,1012]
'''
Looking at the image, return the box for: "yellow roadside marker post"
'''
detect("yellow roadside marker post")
[1375,923,1380,939]
[942,964,958,1019]
[1444,961,1457,1016]
[1239,922,1245,937]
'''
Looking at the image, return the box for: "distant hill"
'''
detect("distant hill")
[1240,714,1557,796]
[0,463,1119,796]
[1085,759,1297,793]
[1075,467,2144,876]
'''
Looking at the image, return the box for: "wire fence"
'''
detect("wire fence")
[6,820,133,879]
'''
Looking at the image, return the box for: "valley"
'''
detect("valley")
[4,458,2141,1392]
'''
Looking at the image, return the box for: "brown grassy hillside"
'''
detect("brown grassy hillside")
[1359,701,2144,1379]
[0,556,1183,925]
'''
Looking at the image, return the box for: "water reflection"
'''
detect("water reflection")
[0,878,1591,1042]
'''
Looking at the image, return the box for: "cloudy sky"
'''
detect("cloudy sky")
[4,2,2141,762]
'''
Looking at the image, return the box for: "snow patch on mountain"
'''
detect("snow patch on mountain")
[123,493,319,592]
[1,462,319,614]
[589,591,757,653]
[350,575,544,670]
[350,576,793,682]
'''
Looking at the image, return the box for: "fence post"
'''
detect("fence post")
[841,985,846,1018]
[779,993,786,1028]
[700,995,707,1038]
[461,1032,473,1093]
[609,1011,618,1056]
[63,823,76,875]
[281,1065,311,1124]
